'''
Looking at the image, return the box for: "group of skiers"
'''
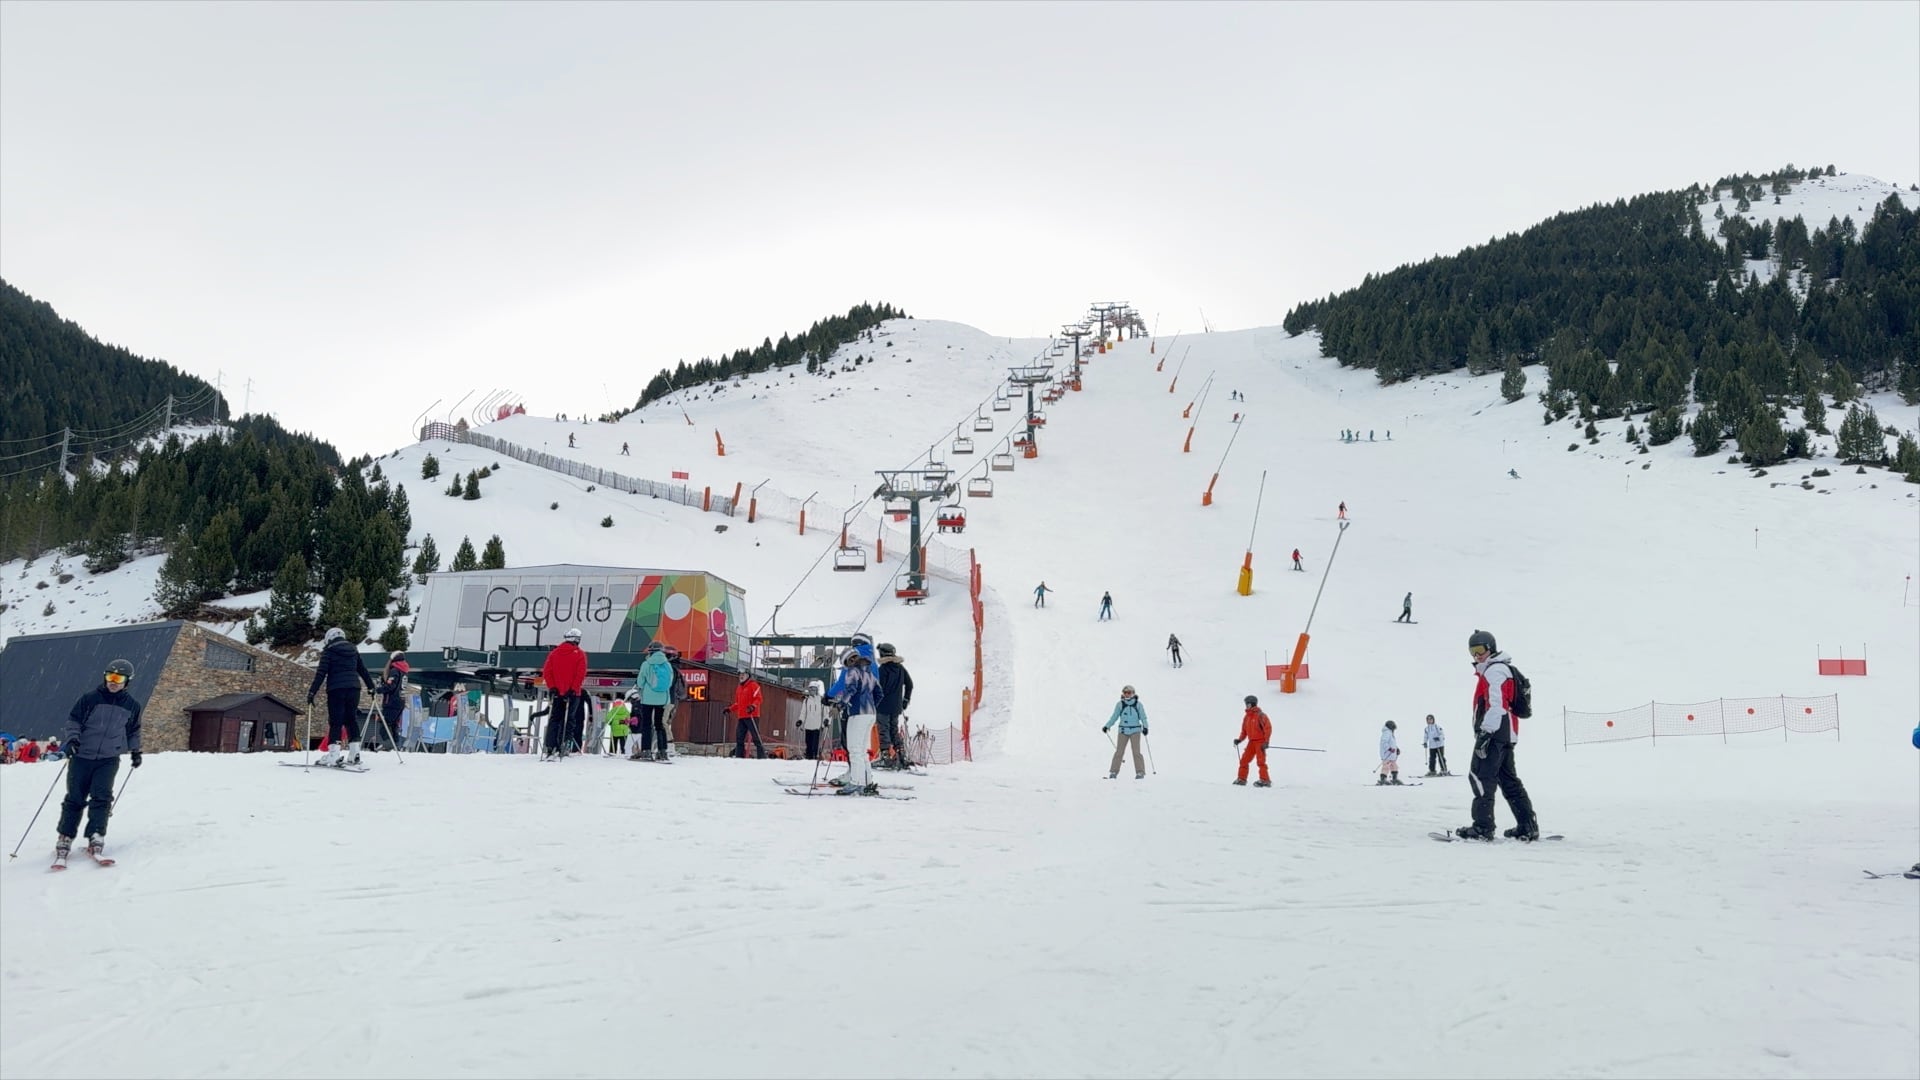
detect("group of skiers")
[822,632,916,795]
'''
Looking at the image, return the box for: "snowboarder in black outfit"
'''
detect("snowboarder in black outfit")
[309,627,377,767]
[1166,634,1183,667]
[1456,630,1540,841]
[54,659,143,865]
[1397,593,1413,623]
[1098,592,1113,621]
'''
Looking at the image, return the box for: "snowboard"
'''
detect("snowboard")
[1429,830,1564,843]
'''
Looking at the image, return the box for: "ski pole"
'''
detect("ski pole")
[6,760,68,859]
[1270,746,1326,753]
[112,766,133,810]
[303,703,313,768]
[378,707,407,765]
[1144,735,1157,775]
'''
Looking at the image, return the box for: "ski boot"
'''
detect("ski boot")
[345,742,363,766]
[53,835,72,869]
[1390,775,1404,786]
[317,746,343,768]
[1455,824,1496,842]
[1232,778,1247,786]
[1106,773,1117,780]
[1503,821,1541,842]
[87,834,106,858]
[1376,775,1390,786]
[1253,780,1272,788]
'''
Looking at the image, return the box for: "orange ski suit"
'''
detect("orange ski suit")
[1236,706,1272,783]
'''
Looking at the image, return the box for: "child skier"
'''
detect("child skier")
[1233,694,1272,787]
[1423,714,1448,776]
[605,695,632,756]
[1377,719,1403,785]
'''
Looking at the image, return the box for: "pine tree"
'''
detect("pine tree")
[1737,407,1787,466]
[1801,389,1827,434]
[412,534,440,582]
[1894,434,1920,483]
[450,536,479,572]
[480,534,506,570]
[1500,357,1527,402]
[153,527,203,618]
[1835,403,1887,463]
[378,619,411,654]
[447,473,464,498]
[318,578,370,643]
[421,454,441,480]
[388,484,412,541]
[1688,405,1723,456]
[1466,322,1494,375]
[261,554,317,647]
[1826,362,1856,404]
[462,470,481,501]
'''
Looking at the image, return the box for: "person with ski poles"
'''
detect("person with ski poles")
[1291,549,1303,571]
[1377,720,1403,785]
[1233,694,1272,787]
[1166,633,1183,667]
[1423,714,1449,776]
[309,627,377,768]
[375,651,409,751]
[540,628,589,759]
[1033,582,1052,608]
[605,695,632,757]
[53,658,143,866]
[729,671,767,759]
[829,647,882,796]
[1098,591,1113,621]
[1103,685,1149,780]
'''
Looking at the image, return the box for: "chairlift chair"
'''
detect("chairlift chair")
[936,504,966,533]
[990,452,1015,472]
[952,434,974,454]
[1027,412,1048,426]
[972,416,994,432]
[966,476,995,497]
[834,545,868,572]
[992,397,1012,412]
[884,497,911,521]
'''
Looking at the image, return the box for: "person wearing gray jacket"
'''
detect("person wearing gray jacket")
[55,658,144,865]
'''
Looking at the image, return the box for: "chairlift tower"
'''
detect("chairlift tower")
[1007,363,1053,458]
[1060,324,1087,384]
[1090,302,1127,344]
[873,468,957,603]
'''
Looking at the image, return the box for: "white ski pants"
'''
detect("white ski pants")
[845,711,876,788]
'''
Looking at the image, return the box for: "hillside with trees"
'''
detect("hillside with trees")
[1282,166,1918,477]
[611,301,907,417]
[0,288,410,646]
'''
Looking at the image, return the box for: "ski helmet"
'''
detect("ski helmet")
[843,648,867,665]
[564,627,583,643]
[1386,719,1397,730]
[851,631,873,647]
[1244,695,1258,707]
[390,651,405,661]
[324,627,345,644]
[876,642,897,657]
[104,659,134,687]
[1468,629,1497,654]
[1121,685,1136,697]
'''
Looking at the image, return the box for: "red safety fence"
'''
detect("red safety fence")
[1816,658,1868,676]
[1564,694,1840,746]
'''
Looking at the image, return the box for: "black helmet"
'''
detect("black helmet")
[1468,629,1497,654]
[104,659,134,686]
[876,642,897,657]
[1244,695,1258,707]
[1386,719,1397,730]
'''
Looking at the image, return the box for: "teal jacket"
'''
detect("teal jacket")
[638,652,674,707]
[1104,696,1148,735]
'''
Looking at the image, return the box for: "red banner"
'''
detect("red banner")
[672,470,689,480]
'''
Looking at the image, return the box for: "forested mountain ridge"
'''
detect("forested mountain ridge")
[1283,167,1918,403]
[0,279,228,448]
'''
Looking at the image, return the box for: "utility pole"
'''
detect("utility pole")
[163,394,174,429]
[244,379,254,416]
[57,427,71,476]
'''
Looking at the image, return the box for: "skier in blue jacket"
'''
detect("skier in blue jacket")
[1102,685,1149,779]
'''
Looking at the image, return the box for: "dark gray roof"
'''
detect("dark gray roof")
[0,622,183,740]
[185,692,300,716]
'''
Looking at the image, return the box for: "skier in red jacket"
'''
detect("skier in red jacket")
[541,629,589,758]
[729,673,766,758]
[1233,695,1273,787]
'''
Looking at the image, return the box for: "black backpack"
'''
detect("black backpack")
[669,669,689,704]
[1503,662,1533,719]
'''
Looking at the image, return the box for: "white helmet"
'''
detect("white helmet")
[563,628,583,643]
[324,627,345,644]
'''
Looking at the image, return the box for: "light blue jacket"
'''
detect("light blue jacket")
[1105,696,1148,735]
[638,652,674,707]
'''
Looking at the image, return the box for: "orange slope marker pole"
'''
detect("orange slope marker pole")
[715,431,726,456]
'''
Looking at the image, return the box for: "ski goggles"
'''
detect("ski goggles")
[1469,645,1490,661]
[103,673,128,687]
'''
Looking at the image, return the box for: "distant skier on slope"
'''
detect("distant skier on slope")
[1033,582,1052,608]
[1377,720,1403,785]
[1098,591,1113,621]
[1397,593,1413,623]
[1291,549,1303,571]
[1166,634,1183,667]
[1233,695,1272,788]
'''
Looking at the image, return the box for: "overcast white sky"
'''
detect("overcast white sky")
[3,0,1916,458]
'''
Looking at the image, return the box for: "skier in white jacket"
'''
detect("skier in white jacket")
[1377,720,1403,785]
[1422,714,1449,776]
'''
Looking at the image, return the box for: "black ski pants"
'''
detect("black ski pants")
[377,703,404,749]
[1428,747,1448,773]
[803,728,822,760]
[1469,738,1535,832]
[876,712,903,757]
[327,689,362,744]
[1169,647,1182,667]
[57,755,120,839]
[634,703,666,754]
[732,718,766,758]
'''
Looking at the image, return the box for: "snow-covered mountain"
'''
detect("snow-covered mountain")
[2,185,1917,1078]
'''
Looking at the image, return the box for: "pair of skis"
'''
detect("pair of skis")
[280,761,370,773]
[50,848,114,872]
